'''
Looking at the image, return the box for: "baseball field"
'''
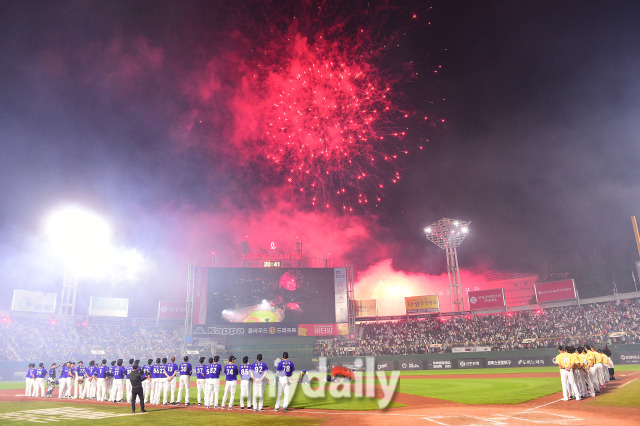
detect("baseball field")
[1,365,638,425]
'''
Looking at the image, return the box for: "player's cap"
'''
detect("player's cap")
[229,355,236,362]
[242,356,249,363]
[282,351,289,359]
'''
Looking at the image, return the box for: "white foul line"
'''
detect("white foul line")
[519,398,564,413]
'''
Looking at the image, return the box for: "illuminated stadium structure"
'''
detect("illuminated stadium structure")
[424,218,470,313]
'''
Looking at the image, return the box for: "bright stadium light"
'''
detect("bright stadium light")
[45,205,112,316]
[424,218,471,313]
[46,206,111,258]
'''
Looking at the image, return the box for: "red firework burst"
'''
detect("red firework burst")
[258,32,407,210]
[193,1,440,210]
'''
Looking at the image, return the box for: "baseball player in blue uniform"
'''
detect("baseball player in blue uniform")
[205,356,222,409]
[251,354,269,411]
[82,361,95,399]
[155,358,168,405]
[58,362,70,399]
[221,356,239,409]
[150,358,161,404]
[274,351,295,412]
[106,361,116,400]
[142,359,153,403]
[96,359,109,402]
[164,356,178,405]
[111,359,126,402]
[34,363,48,397]
[74,361,85,399]
[239,356,252,410]
[66,362,76,398]
[25,363,35,397]
[176,355,192,405]
[195,357,206,406]
[125,359,135,403]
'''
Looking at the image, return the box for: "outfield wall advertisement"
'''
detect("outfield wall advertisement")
[468,288,505,310]
[534,279,576,303]
[11,290,57,314]
[405,294,439,314]
[88,296,129,317]
[298,323,348,336]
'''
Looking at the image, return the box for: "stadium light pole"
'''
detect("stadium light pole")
[45,206,111,316]
[424,218,470,313]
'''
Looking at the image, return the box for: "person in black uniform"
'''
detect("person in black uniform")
[129,363,147,414]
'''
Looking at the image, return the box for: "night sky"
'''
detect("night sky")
[2,1,640,316]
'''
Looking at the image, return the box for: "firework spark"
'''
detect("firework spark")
[193,1,440,210]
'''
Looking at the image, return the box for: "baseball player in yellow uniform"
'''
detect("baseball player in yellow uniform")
[577,347,595,398]
[585,345,601,393]
[553,346,581,401]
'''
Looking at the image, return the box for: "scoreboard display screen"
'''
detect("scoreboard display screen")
[206,268,336,325]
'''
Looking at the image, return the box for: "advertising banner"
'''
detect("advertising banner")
[355,299,377,318]
[617,352,640,364]
[399,360,423,370]
[535,279,576,303]
[375,360,394,371]
[157,300,186,320]
[514,356,548,367]
[193,267,208,325]
[334,268,348,323]
[427,359,452,370]
[298,323,349,336]
[468,288,505,310]
[88,296,128,317]
[457,358,483,369]
[11,290,57,313]
[486,359,514,368]
[405,294,440,314]
[452,346,491,353]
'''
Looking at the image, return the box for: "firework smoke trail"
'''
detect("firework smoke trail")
[191,0,442,211]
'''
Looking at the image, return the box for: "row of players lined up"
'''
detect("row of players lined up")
[552,345,615,401]
[24,352,296,413]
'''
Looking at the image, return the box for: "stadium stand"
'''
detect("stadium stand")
[314,298,640,357]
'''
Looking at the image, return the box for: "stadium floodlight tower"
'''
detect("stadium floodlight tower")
[424,218,470,313]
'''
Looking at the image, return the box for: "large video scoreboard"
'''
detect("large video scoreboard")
[192,268,348,336]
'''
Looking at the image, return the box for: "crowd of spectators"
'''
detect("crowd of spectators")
[0,317,183,362]
[314,298,640,357]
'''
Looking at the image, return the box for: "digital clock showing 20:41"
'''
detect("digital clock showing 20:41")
[263,261,282,268]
